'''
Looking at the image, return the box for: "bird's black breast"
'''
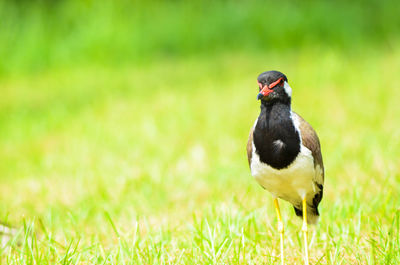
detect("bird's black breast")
[253,104,301,169]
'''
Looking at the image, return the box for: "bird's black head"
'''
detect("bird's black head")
[257,71,291,104]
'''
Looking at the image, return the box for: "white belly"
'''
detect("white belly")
[251,142,316,206]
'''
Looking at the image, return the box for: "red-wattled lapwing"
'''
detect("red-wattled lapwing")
[247,71,324,265]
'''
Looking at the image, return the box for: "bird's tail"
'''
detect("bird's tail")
[293,205,320,225]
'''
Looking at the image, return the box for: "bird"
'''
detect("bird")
[246,71,324,265]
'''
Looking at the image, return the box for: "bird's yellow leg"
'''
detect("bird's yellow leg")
[302,197,309,265]
[273,198,284,265]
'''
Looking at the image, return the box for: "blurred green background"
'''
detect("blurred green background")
[1,0,399,75]
[1,0,400,264]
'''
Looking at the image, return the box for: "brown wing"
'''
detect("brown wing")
[246,126,254,167]
[293,112,324,183]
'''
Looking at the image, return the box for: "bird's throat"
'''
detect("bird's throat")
[253,102,301,169]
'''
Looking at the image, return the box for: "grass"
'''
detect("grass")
[1,47,400,264]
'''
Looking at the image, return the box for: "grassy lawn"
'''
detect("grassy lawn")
[1,49,400,264]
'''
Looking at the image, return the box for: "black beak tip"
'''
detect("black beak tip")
[257,93,263,100]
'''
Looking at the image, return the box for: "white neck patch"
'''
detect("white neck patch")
[283,81,292,98]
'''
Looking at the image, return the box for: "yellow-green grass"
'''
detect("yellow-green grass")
[1,48,400,264]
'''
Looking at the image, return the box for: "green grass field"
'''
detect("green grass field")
[1,47,400,264]
[1,0,400,263]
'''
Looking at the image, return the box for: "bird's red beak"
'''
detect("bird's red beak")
[257,77,283,100]
[259,85,274,97]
